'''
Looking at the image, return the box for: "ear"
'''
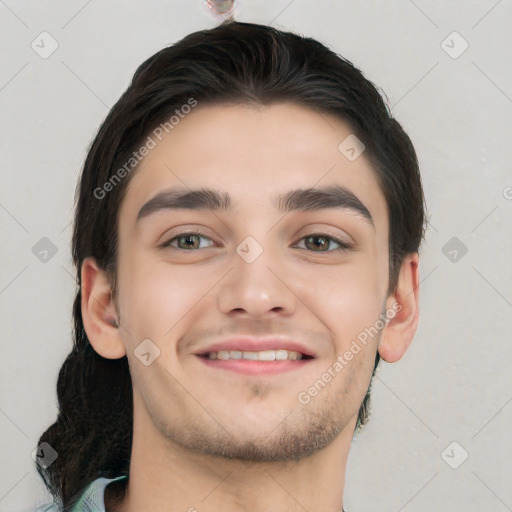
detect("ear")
[378,253,420,363]
[81,256,126,359]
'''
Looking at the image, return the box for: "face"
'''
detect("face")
[113,102,390,461]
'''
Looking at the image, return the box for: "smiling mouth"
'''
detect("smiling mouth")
[196,349,314,375]
[198,349,315,361]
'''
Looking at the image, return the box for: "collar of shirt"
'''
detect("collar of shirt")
[71,475,128,512]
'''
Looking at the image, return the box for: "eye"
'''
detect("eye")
[293,233,352,252]
[161,232,215,250]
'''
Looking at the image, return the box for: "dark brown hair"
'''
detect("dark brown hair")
[36,18,426,510]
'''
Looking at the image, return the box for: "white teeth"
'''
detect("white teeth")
[275,349,288,360]
[206,349,304,361]
[242,351,259,360]
[258,350,276,361]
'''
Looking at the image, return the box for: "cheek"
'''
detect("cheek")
[116,251,210,345]
[314,258,384,345]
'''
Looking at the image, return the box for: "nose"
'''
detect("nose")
[217,240,297,319]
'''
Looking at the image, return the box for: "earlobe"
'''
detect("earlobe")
[378,253,420,363]
[80,257,126,359]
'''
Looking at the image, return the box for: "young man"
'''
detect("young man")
[35,18,425,512]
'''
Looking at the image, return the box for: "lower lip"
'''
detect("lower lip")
[196,355,312,375]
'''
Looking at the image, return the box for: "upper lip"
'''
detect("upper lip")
[195,336,316,358]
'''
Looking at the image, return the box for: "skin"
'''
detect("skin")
[81,102,420,512]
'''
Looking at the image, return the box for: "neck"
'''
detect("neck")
[108,410,356,512]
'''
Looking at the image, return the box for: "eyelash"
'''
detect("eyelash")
[160,231,352,253]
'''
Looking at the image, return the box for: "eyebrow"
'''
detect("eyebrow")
[136,185,374,228]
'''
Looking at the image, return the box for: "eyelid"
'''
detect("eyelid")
[293,232,353,251]
[159,229,217,249]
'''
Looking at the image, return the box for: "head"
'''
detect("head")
[36,19,426,509]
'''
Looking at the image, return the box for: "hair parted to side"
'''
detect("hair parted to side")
[36,18,426,510]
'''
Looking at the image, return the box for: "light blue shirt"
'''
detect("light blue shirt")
[35,475,128,512]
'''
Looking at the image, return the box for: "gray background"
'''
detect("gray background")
[1,1,511,511]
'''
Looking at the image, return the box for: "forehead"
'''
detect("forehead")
[119,102,388,235]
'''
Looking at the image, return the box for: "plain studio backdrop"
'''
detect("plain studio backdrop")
[1,1,511,511]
